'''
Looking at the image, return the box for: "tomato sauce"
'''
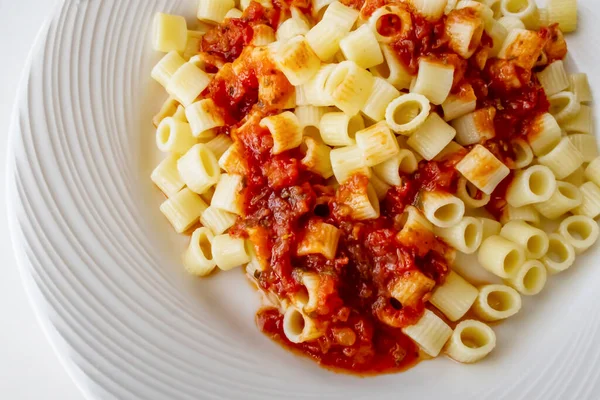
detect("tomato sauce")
[199,0,563,374]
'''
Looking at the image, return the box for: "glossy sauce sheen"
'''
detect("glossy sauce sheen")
[203,0,556,374]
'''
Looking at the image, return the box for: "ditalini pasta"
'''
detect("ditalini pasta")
[444,320,496,363]
[149,0,598,374]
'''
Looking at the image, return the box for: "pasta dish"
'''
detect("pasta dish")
[149,0,597,374]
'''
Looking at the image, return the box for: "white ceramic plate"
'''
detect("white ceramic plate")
[7,1,600,399]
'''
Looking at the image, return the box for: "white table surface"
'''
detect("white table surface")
[0,1,83,398]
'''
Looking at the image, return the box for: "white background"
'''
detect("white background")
[0,0,83,398]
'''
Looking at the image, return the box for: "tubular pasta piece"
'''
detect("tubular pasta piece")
[444,320,496,363]
[212,234,250,271]
[355,122,400,166]
[506,165,556,207]
[478,217,501,241]
[177,144,221,195]
[500,220,549,259]
[319,112,364,146]
[324,61,374,116]
[562,105,593,135]
[547,0,578,33]
[430,271,478,322]
[151,154,185,198]
[390,270,435,308]
[568,134,598,163]
[434,216,483,254]
[452,107,496,146]
[197,0,235,23]
[455,145,510,195]
[534,181,582,219]
[472,284,522,321]
[542,233,576,274]
[160,188,208,233]
[297,219,341,260]
[370,44,414,90]
[477,235,525,279]
[151,51,186,89]
[200,206,237,235]
[526,113,562,157]
[537,60,570,96]
[442,83,477,122]
[401,309,452,357]
[361,77,401,122]
[421,191,465,229]
[186,99,225,139]
[183,227,217,276]
[211,174,244,215]
[166,62,211,106]
[300,136,334,178]
[330,145,371,183]
[373,149,418,186]
[260,111,303,155]
[411,58,454,105]
[386,94,431,135]
[445,7,485,58]
[500,205,540,226]
[573,182,600,219]
[407,113,457,161]
[548,91,580,123]
[156,117,197,155]
[505,260,547,296]
[538,137,584,180]
[153,13,188,53]
[273,36,321,86]
[569,73,592,103]
[499,0,539,29]
[558,215,600,254]
[339,25,383,69]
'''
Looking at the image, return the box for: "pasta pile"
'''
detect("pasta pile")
[149,0,594,372]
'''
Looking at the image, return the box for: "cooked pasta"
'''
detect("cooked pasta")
[300,137,334,178]
[385,94,431,135]
[434,217,483,254]
[511,138,534,169]
[373,149,418,186]
[407,113,457,160]
[211,173,243,215]
[148,2,597,374]
[212,234,250,271]
[526,113,562,157]
[537,60,570,96]
[260,111,303,154]
[561,105,593,135]
[500,205,541,226]
[538,137,584,179]
[177,144,221,195]
[548,91,580,123]
[167,63,211,107]
[585,157,600,187]
[574,182,600,219]
[160,188,208,234]
[570,73,592,103]
[455,145,510,195]
[401,309,453,358]
[153,13,188,53]
[421,191,465,229]
[200,206,237,235]
[558,215,600,254]
[411,58,454,105]
[505,260,547,296]
[534,181,582,219]
[499,0,539,29]
[361,77,401,122]
[568,134,598,163]
[319,112,364,146]
[370,44,413,90]
[273,36,321,86]
[444,320,496,363]
[355,122,400,166]
[472,284,522,321]
[452,107,496,146]
[506,165,556,207]
[441,83,477,122]
[500,221,549,260]
[339,25,384,69]
[297,220,341,259]
[156,117,197,155]
[547,0,578,33]
[542,233,576,274]
[479,217,502,241]
[151,51,186,89]
[430,271,478,322]
[151,154,185,198]
[183,227,217,277]
[330,145,371,183]
[477,235,525,279]
[324,61,374,115]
